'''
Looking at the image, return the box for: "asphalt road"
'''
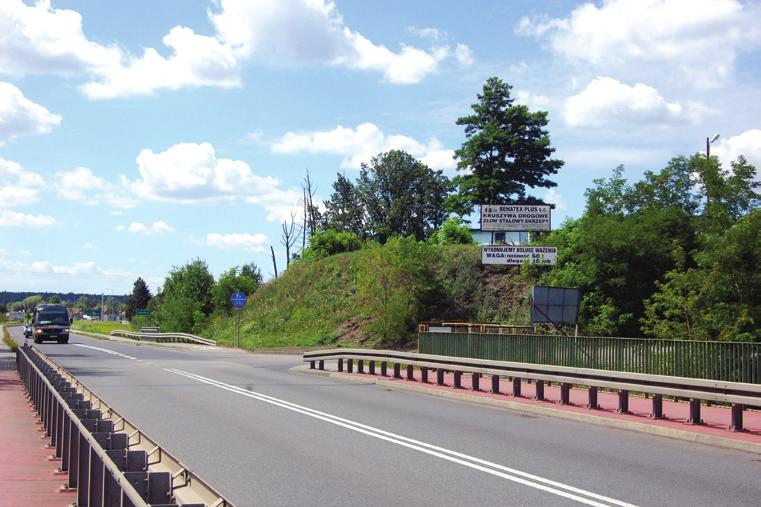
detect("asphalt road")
[8,327,761,506]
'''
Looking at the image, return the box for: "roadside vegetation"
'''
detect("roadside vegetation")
[70,321,131,335]
[2,324,18,352]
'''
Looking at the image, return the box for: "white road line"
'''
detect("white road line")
[165,368,637,507]
[74,344,138,360]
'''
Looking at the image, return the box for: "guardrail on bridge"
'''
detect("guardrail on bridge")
[303,348,761,431]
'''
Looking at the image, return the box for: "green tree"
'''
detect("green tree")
[428,217,475,245]
[154,259,215,332]
[212,265,262,313]
[323,173,367,237]
[22,295,43,312]
[48,295,62,303]
[125,277,152,319]
[447,77,563,215]
[357,150,450,242]
[301,229,363,260]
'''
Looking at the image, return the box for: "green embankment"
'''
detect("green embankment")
[71,321,131,335]
[203,244,529,350]
[2,323,18,352]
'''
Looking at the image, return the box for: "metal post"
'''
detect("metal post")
[393,363,401,379]
[689,399,702,424]
[421,367,428,383]
[618,390,629,413]
[358,360,364,374]
[318,360,324,371]
[407,365,414,380]
[651,394,663,419]
[338,358,343,372]
[535,380,544,401]
[380,362,387,377]
[472,372,480,391]
[587,386,598,409]
[347,359,353,373]
[491,375,500,394]
[236,310,241,348]
[453,371,462,388]
[436,369,445,385]
[369,361,376,375]
[559,383,570,405]
[310,361,315,369]
[731,404,744,431]
[512,377,522,397]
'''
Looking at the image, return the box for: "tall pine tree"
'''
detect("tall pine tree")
[125,277,152,319]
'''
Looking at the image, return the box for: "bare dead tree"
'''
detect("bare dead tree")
[270,246,278,279]
[280,212,301,268]
[303,170,319,236]
[302,187,308,251]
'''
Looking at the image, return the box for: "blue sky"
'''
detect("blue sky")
[1,0,760,295]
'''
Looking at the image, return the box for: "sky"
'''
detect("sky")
[1,0,760,296]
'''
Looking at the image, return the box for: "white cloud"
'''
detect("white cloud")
[206,232,269,252]
[454,43,474,65]
[210,0,457,84]
[408,27,446,41]
[564,77,708,127]
[118,221,176,236]
[30,260,96,276]
[0,82,61,143]
[712,130,761,170]
[0,158,45,208]
[81,26,240,99]
[515,90,551,111]
[272,122,456,172]
[0,210,56,227]
[543,188,567,213]
[82,242,94,250]
[517,0,759,86]
[56,167,137,208]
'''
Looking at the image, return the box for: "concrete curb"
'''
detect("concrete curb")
[290,365,761,455]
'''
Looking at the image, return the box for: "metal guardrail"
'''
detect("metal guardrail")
[16,343,231,506]
[110,330,216,346]
[419,322,536,334]
[419,332,761,384]
[303,348,761,431]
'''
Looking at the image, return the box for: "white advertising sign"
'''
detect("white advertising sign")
[482,246,557,265]
[480,204,551,231]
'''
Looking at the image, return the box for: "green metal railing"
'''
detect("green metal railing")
[418,332,761,384]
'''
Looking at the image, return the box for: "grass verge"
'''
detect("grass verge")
[71,320,131,335]
[2,323,18,352]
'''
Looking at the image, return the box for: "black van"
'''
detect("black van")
[32,304,71,344]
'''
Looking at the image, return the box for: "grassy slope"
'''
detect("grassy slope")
[71,321,131,334]
[203,251,364,349]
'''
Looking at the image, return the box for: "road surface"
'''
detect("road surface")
[8,327,761,506]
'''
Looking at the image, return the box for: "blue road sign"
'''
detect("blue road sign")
[231,291,247,309]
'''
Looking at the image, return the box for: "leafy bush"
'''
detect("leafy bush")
[302,229,362,260]
[429,217,475,245]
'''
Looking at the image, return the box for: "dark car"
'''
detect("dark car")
[23,322,32,338]
[32,304,71,344]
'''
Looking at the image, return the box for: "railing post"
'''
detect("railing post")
[338,358,343,372]
[472,373,480,391]
[318,360,324,371]
[491,375,500,394]
[436,369,445,385]
[651,394,663,419]
[347,359,353,373]
[535,380,544,401]
[393,363,401,379]
[358,360,364,374]
[731,404,744,431]
[688,399,702,424]
[407,365,414,381]
[512,377,522,397]
[617,390,629,413]
[309,361,315,369]
[587,386,598,409]
[421,367,428,383]
[380,362,387,377]
[559,383,570,405]
[369,361,376,375]
[453,371,462,388]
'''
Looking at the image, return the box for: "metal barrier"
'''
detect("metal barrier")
[419,332,761,384]
[303,348,761,431]
[419,322,536,334]
[110,330,216,346]
[16,344,230,506]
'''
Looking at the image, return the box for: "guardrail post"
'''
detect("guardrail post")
[393,363,401,379]
[358,360,364,374]
[688,399,702,424]
[319,360,324,371]
[338,358,343,372]
[347,359,353,373]
[512,377,521,397]
[472,373,480,391]
[453,371,462,388]
[535,380,544,401]
[381,362,387,377]
[491,375,500,394]
[407,365,414,381]
[730,404,744,431]
[587,387,598,409]
[310,361,315,369]
[617,390,629,413]
[559,383,570,405]
[77,433,90,507]
[369,361,376,375]
[421,367,428,383]
[436,369,445,385]
[651,394,663,419]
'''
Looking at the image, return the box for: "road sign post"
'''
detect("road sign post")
[230,291,247,348]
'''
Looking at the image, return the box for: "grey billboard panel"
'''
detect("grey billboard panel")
[531,286,581,325]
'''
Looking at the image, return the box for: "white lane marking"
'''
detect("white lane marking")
[74,344,138,361]
[165,368,637,507]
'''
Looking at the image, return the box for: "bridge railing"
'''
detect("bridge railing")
[419,332,761,384]
[110,330,216,346]
[303,348,761,431]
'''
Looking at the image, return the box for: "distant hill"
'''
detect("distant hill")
[0,291,126,305]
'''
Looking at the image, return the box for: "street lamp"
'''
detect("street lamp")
[706,133,720,159]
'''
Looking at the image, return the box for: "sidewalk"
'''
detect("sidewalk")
[298,363,761,453]
[0,343,75,507]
